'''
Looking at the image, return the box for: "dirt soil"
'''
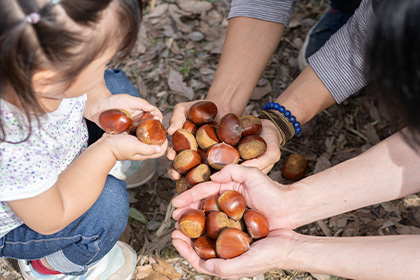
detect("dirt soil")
[2,0,420,280]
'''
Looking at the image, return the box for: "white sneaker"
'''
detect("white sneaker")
[110,159,157,189]
[18,241,136,280]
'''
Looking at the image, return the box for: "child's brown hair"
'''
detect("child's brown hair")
[0,0,142,143]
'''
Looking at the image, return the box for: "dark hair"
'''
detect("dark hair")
[366,0,420,145]
[0,0,142,143]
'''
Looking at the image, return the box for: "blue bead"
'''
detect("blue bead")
[263,104,267,110]
[268,102,274,109]
[295,127,302,136]
[289,116,296,123]
[278,106,285,113]
[273,103,280,110]
[293,121,301,128]
[284,110,291,117]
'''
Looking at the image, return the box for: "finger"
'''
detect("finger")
[166,147,177,161]
[131,139,168,158]
[167,166,181,181]
[167,103,191,135]
[171,181,222,208]
[172,204,202,220]
[171,231,212,275]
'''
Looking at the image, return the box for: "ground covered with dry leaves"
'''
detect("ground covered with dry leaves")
[2,0,420,280]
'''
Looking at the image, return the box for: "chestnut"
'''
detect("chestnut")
[229,218,246,232]
[136,119,167,145]
[207,143,240,170]
[99,109,132,134]
[172,129,198,153]
[197,149,209,165]
[127,111,154,135]
[243,209,269,239]
[179,209,206,238]
[185,164,211,187]
[239,115,262,137]
[217,190,246,221]
[237,135,267,160]
[194,236,217,260]
[188,101,218,125]
[173,149,201,174]
[196,124,220,151]
[176,176,189,194]
[182,120,198,135]
[215,228,252,259]
[282,153,308,181]
[217,113,242,146]
[200,194,220,215]
[205,211,230,239]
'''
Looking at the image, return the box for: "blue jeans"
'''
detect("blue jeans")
[0,69,139,275]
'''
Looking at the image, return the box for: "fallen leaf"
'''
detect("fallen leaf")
[167,70,194,100]
[177,0,212,13]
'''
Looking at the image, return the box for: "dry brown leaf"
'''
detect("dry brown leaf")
[250,82,272,100]
[167,70,194,100]
[177,0,212,13]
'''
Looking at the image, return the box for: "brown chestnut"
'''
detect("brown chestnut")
[176,176,189,194]
[239,115,262,137]
[207,143,240,170]
[172,129,198,153]
[136,119,167,145]
[243,209,269,239]
[200,194,220,215]
[215,228,252,259]
[173,149,201,174]
[217,113,242,146]
[282,153,308,181]
[206,211,230,239]
[197,149,209,165]
[194,236,217,260]
[196,124,220,151]
[217,190,246,221]
[237,135,267,160]
[188,101,218,125]
[182,120,198,135]
[127,111,155,135]
[185,164,211,187]
[229,218,246,231]
[179,209,206,238]
[99,109,132,134]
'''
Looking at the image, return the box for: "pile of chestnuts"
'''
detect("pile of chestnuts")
[98,109,166,145]
[173,101,267,193]
[178,190,269,259]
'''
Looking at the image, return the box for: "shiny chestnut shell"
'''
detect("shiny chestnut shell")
[188,101,218,125]
[243,209,269,239]
[237,135,267,160]
[99,109,132,134]
[217,113,242,146]
[207,143,240,170]
[205,211,230,239]
[185,164,211,187]
[179,209,206,238]
[217,190,246,221]
[281,153,308,181]
[215,228,252,259]
[173,149,201,174]
[172,129,198,153]
[136,119,167,145]
[239,115,262,137]
[194,236,217,260]
[200,194,220,215]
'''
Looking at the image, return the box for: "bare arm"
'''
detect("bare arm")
[206,17,284,116]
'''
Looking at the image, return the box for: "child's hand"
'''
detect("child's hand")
[88,94,163,125]
[101,132,168,161]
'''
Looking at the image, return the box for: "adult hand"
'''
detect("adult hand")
[172,228,297,278]
[172,164,295,231]
[240,119,282,174]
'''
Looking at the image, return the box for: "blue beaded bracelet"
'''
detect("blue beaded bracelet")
[262,102,301,136]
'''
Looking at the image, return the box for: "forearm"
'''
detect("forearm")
[9,136,117,234]
[287,129,420,228]
[287,233,420,280]
[274,64,336,125]
[206,17,285,115]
